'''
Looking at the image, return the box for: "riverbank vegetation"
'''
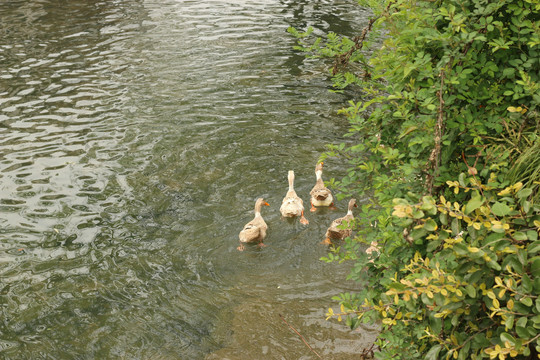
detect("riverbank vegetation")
[289,0,539,358]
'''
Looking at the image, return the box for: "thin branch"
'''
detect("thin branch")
[450,324,493,352]
[361,341,378,359]
[516,114,529,146]
[524,332,540,346]
[279,314,323,359]
[331,1,396,75]
[425,68,446,193]
[332,19,375,75]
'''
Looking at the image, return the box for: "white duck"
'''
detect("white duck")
[323,198,357,245]
[280,170,309,225]
[238,198,269,251]
[309,162,334,211]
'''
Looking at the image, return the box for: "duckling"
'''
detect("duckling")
[310,162,334,212]
[280,170,309,225]
[238,198,269,251]
[323,198,357,245]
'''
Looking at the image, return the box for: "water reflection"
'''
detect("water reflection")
[0,0,376,358]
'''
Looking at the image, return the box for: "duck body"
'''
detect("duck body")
[238,198,269,250]
[324,199,357,244]
[310,162,333,211]
[310,180,333,207]
[280,171,309,225]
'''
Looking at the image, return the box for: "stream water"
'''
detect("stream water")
[0,0,378,358]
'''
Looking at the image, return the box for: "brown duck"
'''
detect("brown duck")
[310,162,334,211]
[280,170,309,225]
[323,198,357,245]
[238,198,269,251]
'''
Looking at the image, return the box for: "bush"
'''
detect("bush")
[372,176,539,359]
[290,0,540,358]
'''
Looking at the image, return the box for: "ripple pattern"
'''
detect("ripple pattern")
[0,0,373,358]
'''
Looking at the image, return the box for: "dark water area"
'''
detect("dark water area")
[0,0,377,358]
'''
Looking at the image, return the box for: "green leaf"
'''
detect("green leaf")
[425,344,442,360]
[424,219,438,231]
[388,282,406,291]
[491,202,511,216]
[506,315,514,330]
[453,243,468,256]
[421,196,437,215]
[440,212,448,225]
[523,201,531,213]
[465,196,484,214]
[413,209,425,219]
[427,240,442,252]
[500,332,517,346]
[527,231,538,242]
[522,275,533,292]
[503,254,524,273]
[458,173,467,187]
[526,326,536,337]
[487,260,501,271]
[534,278,540,293]
[517,188,533,199]
[465,284,476,298]
[520,297,533,307]
[532,257,540,277]
[516,317,528,328]
[518,249,528,265]
[451,218,460,235]
[516,326,529,338]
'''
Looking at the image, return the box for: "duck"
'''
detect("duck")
[280,170,309,225]
[309,162,334,211]
[323,198,357,245]
[238,198,269,251]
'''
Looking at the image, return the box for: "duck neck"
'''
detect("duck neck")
[315,170,323,181]
[254,202,263,217]
[347,201,356,216]
[288,171,295,191]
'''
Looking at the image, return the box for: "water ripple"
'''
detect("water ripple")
[0,0,371,358]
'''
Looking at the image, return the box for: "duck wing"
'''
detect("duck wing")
[239,224,261,243]
[326,215,353,240]
[239,217,267,243]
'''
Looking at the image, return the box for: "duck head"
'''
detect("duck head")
[347,198,357,215]
[255,198,270,214]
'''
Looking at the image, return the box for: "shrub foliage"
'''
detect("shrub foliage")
[290,0,539,358]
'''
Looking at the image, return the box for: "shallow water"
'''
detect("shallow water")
[0,0,377,358]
